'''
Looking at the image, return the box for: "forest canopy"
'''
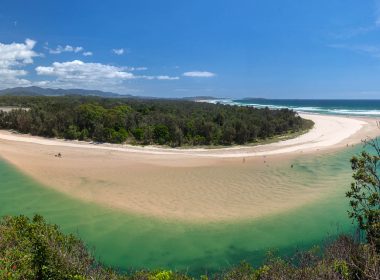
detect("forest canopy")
[0,96,313,147]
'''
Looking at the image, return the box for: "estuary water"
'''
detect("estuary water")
[0,144,364,274]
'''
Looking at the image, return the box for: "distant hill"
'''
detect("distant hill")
[0,87,126,98]
[0,87,228,100]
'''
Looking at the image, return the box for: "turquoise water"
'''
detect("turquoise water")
[0,144,363,274]
[207,99,380,117]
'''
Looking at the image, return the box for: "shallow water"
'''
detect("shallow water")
[0,144,364,274]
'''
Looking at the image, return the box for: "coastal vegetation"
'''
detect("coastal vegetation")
[0,96,313,147]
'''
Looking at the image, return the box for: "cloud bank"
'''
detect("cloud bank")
[0,39,211,93]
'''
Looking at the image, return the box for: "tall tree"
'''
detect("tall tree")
[347,131,380,250]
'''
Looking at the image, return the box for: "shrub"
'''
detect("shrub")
[347,138,380,250]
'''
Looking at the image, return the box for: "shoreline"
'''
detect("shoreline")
[0,113,377,158]
[0,113,379,222]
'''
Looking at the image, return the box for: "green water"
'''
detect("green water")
[0,145,363,274]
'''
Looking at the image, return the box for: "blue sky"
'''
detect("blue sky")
[1,0,380,98]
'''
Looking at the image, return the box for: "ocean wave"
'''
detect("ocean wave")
[199,99,380,117]
[327,109,380,116]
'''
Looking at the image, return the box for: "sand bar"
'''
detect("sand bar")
[0,114,377,158]
[0,114,379,222]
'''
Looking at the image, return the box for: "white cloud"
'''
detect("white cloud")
[0,39,180,91]
[35,60,178,91]
[183,71,216,78]
[36,60,135,82]
[46,44,85,54]
[156,75,179,80]
[137,75,179,80]
[0,39,37,67]
[124,66,148,71]
[112,48,124,55]
[0,39,38,88]
[35,60,134,92]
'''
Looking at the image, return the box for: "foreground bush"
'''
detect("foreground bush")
[0,215,120,280]
[0,215,379,280]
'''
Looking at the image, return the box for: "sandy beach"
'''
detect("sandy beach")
[0,113,379,221]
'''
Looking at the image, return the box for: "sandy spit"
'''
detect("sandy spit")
[0,113,379,222]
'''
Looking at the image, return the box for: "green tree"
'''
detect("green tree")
[64,125,80,140]
[104,105,130,129]
[221,124,236,145]
[104,128,128,143]
[154,124,170,145]
[347,137,380,250]
[77,103,106,133]
[133,128,144,141]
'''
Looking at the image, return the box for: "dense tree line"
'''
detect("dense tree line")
[0,96,313,147]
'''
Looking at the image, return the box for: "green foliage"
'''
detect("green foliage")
[149,270,173,280]
[154,124,170,145]
[346,138,380,249]
[133,128,144,141]
[253,265,270,279]
[222,261,255,280]
[65,125,81,140]
[333,260,349,280]
[0,95,313,147]
[1,215,380,279]
[0,215,116,280]
[104,127,128,143]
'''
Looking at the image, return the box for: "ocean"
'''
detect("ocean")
[205,99,380,117]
